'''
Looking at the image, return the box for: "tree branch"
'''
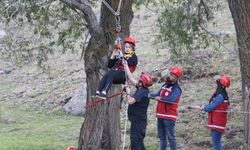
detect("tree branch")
[80,31,90,60]
[60,0,101,38]
[199,25,232,51]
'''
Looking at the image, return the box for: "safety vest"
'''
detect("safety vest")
[207,99,229,133]
[156,83,181,122]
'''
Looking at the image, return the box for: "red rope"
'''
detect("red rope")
[84,91,124,109]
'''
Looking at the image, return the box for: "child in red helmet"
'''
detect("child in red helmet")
[94,37,138,99]
[191,75,230,150]
[122,59,153,150]
[149,67,183,150]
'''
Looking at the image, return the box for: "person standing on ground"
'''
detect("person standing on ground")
[123,60,153,150]
[149,67,183,150]
[191,75,231,150]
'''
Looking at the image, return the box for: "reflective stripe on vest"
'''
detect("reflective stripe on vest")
[156,113,177,119]
[207,125,225,130]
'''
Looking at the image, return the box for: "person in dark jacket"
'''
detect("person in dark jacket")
[191,75,231,150]
[123,59,153,150]
[149,67,183,150]
[95,37,138,99]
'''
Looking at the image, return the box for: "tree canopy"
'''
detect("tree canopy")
[0,0,222,66]
[0,0,86,68]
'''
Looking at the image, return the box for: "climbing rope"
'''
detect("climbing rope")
[102,0,122,32]
[102,0,123,46]
[102,1,129,147]
[102,0,123,16]
[84,90,124,109]
[99,2,128,148]
[122,100,128,150]
[122,61,130,150]
[85,94,250,114]
[185,105,250,114]
[149,98,250,114]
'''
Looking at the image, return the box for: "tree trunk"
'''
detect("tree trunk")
[78,1,133,149]
[228,0,250,149]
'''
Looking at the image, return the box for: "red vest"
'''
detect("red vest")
[156,84,181,122]
[207,100,229,133]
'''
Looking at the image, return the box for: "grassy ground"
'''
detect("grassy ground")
[0,53,85,149]
[0,104,82,150]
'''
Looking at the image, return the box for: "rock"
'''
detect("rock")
[0,69,5,75]
[63,84,87,116]
[0,30,6,38]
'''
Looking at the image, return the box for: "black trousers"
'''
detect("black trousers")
[98,70,126,93]
[130,119,147,150]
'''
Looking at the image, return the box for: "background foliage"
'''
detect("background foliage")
[0,0,224,66]
[0,0,86,69]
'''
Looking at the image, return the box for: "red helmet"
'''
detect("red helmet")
[139,73,153,87]
[67,146,76,150]
[169,67,183,78]
[219,75,230,88]
[124,37,136,46]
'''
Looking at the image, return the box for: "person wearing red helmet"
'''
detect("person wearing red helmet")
[191,75,230,150]
[149,67,183,150]
[123,59,152,150]
[94,37,138,99]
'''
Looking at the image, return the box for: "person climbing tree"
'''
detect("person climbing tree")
[191,75,231,150]
[149,67,183,150]
[123,59,153,150]
[94,37,138,99]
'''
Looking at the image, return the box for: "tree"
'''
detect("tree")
[227,0,250,149]
[1,0,133,149]
[2,0,250,149]
[62,0,134,149]
[59,0,133,149]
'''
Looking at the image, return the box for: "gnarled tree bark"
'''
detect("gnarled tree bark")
[228,0,250,149]
[60,0,133,149]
